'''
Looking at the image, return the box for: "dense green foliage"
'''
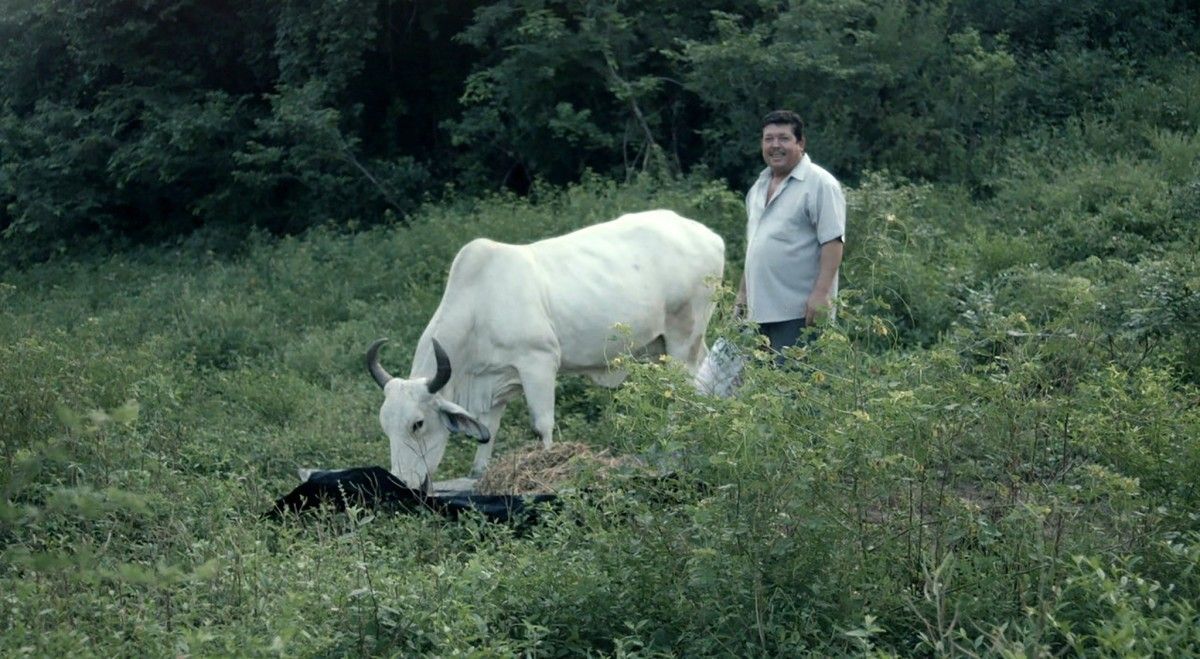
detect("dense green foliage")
[3,1,1200,656]
[3,0,1197,264]
[3,78,1200,650]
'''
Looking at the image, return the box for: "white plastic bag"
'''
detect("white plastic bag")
[694,337,745,398]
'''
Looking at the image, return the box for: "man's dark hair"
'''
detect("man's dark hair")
[761,110,805,140]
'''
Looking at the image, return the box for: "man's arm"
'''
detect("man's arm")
[806,238,843,325]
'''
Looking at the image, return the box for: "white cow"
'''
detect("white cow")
[366,209,725,490]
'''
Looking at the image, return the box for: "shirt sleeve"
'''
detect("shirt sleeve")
[811,175,846,245]
[744,184,758,243]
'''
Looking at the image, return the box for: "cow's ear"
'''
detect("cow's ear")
[435,399,491,443]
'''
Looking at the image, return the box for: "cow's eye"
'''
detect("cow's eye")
[411,420,424,433]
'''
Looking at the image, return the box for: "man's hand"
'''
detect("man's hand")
[806,240,843,325]
[805,289,833,325]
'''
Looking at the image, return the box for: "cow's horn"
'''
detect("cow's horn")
[427,338,452,394]
[366,338,393,389]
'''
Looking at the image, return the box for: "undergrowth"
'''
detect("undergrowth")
[2,68,1200,653]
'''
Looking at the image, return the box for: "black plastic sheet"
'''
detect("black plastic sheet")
[268,466,558,524]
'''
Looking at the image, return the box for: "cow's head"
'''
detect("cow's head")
[366,338,490,491]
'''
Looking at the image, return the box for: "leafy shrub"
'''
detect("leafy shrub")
[3,155,1199,655]
[1048,544,1200,655]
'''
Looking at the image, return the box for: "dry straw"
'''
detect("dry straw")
[475,441,644,495]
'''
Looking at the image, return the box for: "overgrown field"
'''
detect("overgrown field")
[4,69,1200,655]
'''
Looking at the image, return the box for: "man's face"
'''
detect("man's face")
[761,123,805,175]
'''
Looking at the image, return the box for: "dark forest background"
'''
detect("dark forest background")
[3,0,1197,264]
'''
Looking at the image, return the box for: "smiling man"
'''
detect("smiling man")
[735,110,846,359]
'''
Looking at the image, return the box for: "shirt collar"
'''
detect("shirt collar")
[757,153,811,187]
[789,153,812,181]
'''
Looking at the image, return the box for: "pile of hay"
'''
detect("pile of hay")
[475,442,643,495]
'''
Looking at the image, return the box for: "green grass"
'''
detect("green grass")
[3,126,1200,654]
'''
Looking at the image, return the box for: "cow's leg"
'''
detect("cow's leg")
[519,361,558,449]
[469,402,507,478]
[664,296,713,373]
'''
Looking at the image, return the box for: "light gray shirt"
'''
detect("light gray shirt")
[744,154,846,323]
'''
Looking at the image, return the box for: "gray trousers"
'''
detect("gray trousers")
[758,318,810,364]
